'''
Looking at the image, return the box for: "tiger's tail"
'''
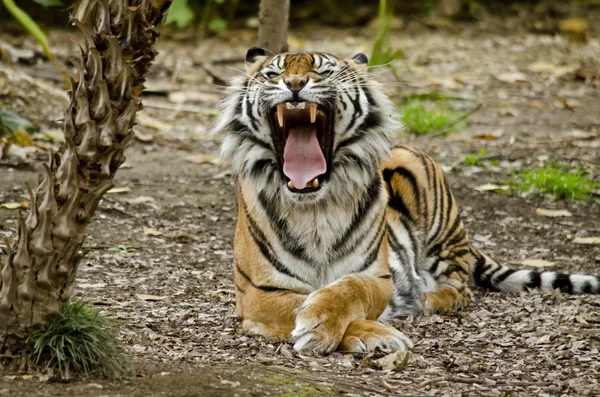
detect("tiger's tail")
[470,247,600,294]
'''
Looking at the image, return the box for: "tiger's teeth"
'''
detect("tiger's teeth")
[309,106,317,123]
[298,102,306,110]
[311,178,319,188]
[277,107,285,127]
[287,181,295,189]
[286,102,293,110]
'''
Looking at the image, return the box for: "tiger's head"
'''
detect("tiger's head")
[214,48,399,205]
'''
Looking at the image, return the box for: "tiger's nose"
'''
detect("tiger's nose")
[284,75,307,92]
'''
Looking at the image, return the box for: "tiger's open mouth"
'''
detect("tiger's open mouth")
[269,102,333,194]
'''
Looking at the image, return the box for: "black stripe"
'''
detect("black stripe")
[332,175,382,253]
[244,96,260,132]
[355,228,385,273]
[335,131,367,155]
[257,192,311,262]
[492,268,517,286]
[383,167,421,221]
[241,198,310,285]
[428,258,442,274]
[387,225,410,265]
[235,263,291,293]
[235,283,246,294]
[471,248,496,291]
[525,272,541,289]
[427,167,441,246]
[379,274,392,279]
[247,159,274,179]
[451,248,470,258]
[552,273,573,293]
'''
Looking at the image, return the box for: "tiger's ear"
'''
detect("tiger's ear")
[246,47,267,64]
[352,53,369,65]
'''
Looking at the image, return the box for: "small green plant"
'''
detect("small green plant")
[29,301,130,379]
[505,162,599,201]
[399,100,462,135]
[369,0,404,68]
[108,244,136,254]
[463,148,488,166]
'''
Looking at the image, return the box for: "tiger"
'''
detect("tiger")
[212,48,600,354]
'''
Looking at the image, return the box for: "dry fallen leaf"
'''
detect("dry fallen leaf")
[136,294,168,301]
[572,237,600,245]
[143,227,163,237]
[107,186,131,194]
[495,72,528,84]
[535,208,573,218]
[0,201,29,210]
[373,351,411,372]
[184,153,220,165]
[527,61,578,77]
[474,184,510,192]
[125,196,155,205]
[521,259,557,268]
[137,112,171,131]
[558,18,589,41]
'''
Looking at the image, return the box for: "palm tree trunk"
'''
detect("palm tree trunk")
[0,0,172,352]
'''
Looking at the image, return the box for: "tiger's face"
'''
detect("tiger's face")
[215,48,398,205]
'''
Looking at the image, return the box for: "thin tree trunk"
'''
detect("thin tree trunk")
[0,0,172,352]
[257,0,290,53]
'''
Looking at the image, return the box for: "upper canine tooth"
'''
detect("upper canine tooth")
[309,106,317,123]
[298,102,306,110]
[277,107,285,127]
[286,102,293,110]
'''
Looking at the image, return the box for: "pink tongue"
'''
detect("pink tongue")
[283,125,326,190]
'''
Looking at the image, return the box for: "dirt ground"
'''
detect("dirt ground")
[1,4,600,396]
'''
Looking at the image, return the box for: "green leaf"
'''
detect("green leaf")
[32,0,63,6]
[166,0,195,29]
[208,17,227,33]
[2,0,52,60]
[0,109,35,135]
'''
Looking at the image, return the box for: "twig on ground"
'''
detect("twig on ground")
[432,103,483,137]
[418,376,554,389]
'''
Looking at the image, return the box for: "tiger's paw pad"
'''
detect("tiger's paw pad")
[338,320,413,353]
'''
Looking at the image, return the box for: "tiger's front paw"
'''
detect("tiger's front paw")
[338,319,413,353]
[291,292,348,354]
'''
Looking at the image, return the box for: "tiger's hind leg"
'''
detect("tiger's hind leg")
[382,145,473,315]
[420,254,472,314]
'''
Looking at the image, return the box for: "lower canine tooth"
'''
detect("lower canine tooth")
[309,106,317,123]
[277,107,284,127]
[288,181,295,189]
[311,178,319,188]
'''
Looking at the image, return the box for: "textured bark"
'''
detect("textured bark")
[257,0,290,53]
[0,0,172,351]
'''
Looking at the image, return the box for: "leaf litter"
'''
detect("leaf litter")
[1,5,600,396]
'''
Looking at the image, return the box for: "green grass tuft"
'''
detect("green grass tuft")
[399,100,462,135]
[506,162,599,201]
[29,300,130,379]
